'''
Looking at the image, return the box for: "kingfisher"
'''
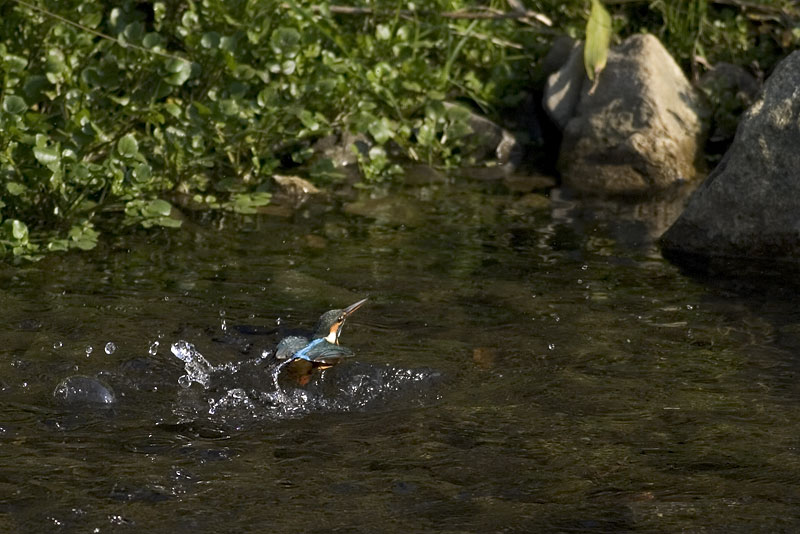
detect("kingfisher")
[275,298,367,384]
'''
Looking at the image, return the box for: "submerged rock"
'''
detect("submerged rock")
[661,51,800,266]
[544,34,707,195]
[343,196,423,227]
[272,174,321,208]
[53,376,116,405]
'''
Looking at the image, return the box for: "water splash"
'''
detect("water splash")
[169,340,443,422]
[208,388,256,416]
[170,341,213,389]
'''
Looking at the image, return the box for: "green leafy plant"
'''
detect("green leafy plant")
[584,0,612,88]
[0,0,797,260]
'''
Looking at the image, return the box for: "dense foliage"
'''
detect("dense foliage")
[0,0,797,258]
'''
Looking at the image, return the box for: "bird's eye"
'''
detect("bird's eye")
[338,315,345,322]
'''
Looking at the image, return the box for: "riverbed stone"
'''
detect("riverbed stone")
[443,102,523,175]
[272,174,321,208]
[660,50,800,263]
[544,34,707,195]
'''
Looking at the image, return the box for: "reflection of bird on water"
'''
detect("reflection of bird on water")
[275,298,367,385]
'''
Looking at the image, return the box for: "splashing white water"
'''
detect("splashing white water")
[171,341,213,389]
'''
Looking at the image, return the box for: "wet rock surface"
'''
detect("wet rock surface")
[661,51,800,266]
[544,34,707,195]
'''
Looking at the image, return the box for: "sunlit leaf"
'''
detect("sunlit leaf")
[6,182,26,196]
[376,24,391,40]
[117,134,139,157]
[5,219,28,241]
[584,0,612,82]
[145,199,172,217]
[164,59,191,86]
[368,117,395,145]
[33,145,59,165]
[47,240,70,252]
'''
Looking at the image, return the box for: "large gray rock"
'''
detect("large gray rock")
[698,62,761,144]
[661,51,800,262]
[543,34,707,195]
[542,37,584,130]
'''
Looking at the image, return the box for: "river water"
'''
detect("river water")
[2,180,800,533]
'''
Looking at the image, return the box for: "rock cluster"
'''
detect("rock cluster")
[543,34,707,195]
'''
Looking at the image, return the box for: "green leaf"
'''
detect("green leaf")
[47,239,70,252]
[368,117,395,145]
[123,21,145,44]
[201,32,220,49]
[164,58,191,86]
[376,24,391,41]
[154,217,182,228]
[143,32,164,49]
[145,199,172,217]
[3,95,27,114]
[33,145,60,165]
[270,27,301,57]
[6,182,26,196]
[117,134,139,157]
[584,0,612,82]
[4,219,28,241]
[68,224,99,250]
[4,54,27,73]
[132,163,152,183]
[226,192,271,214]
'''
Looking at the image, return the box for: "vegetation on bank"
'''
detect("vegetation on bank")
[0,0,798,259]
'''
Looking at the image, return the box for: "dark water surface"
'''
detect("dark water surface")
[2,182,800,533]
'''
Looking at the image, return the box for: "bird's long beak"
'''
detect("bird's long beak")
[332,297,368,343]
[343,297,368,317]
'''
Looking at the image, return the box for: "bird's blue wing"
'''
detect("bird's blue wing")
[275,336,309,360]
[299,340,354,363]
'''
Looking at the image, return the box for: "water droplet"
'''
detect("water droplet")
[275,317,282,326]
[85,346,93,357]
[581,264,588,270]
[178,375,192,388]
[170,341,212,388]
[148,340,160,356]
[104,342,116,355]
[53,341,63,349]
[548,343,555,350]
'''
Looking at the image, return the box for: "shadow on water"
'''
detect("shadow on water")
[4,181,800,532]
